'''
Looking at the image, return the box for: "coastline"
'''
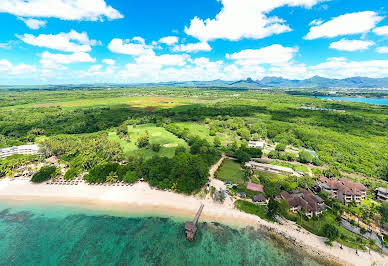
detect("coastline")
[0,178,387,266]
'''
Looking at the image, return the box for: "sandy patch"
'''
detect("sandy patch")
[163,143,178,148]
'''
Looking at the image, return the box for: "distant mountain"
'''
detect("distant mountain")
[3,76,387,90]
[130,76,388,89]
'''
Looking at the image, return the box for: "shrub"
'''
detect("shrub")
[312,157,323,166]
[275,144,286,151]
[151,143,161,152]
[234,150,251,163]
[267,150,280,159]
[322,224,339,243]
[323,168,342,178]
[298,151,313,163]
[284,152,297,161]
[175,146,186,155]
[31,166,57,183]
[136,132,150,148]
[64,167,80,180]
[123,170,139,184]
[84,163,119,183]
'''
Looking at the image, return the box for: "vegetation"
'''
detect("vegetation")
[110,124,188,159]
[215,159,245,184]
[322,224,339,244]
[379,201,388,226]
[234,200,271,221]
[1,88,387,179]
[31,166,57,183]
[0,154,40,178]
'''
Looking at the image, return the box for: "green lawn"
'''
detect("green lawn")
[269,161,309,173]
[216,159,246,184]
[109,124,188,159]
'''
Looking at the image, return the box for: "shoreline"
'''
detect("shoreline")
[0,178,387,266]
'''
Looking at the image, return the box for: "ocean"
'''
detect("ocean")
[0,200,325,266]
[317,96,388,105]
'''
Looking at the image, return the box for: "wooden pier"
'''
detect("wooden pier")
[185,203,204,241]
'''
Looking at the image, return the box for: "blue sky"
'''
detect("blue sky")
[0,0,387,85]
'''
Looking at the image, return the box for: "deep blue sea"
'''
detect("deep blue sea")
[317,96,388,105]
[0,200,326,266]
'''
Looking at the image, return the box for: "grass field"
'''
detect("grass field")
[109,124,188,159]
[269,161,309,173]
[216,159,245,184]
[3,96,197,110]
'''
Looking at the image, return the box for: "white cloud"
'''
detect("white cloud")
[309,57,388,78]
[329,39,374,51]
[18,30,98,53]
[89,65,103,72]
[132,37,145,45]
[0,0,123,21]
[377,46,388,54]
[18,17,46,29]
[159,36,179,45]
[173,42,211,53]
[40,51,95,69]
[0,59,36,75]
[102,59,115,65]
[108,38,154,56]
[0,41,17,49]
[309,19,323,26]
[305,11,383,40]
[373,26,388,36]
[184,0,325,42]
[226,44,298,66]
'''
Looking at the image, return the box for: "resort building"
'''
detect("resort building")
[280,189,325,218]
[318,177,367,204]
[252,194,267,205]
[245,161,295,175]
[376,187,388,201]
[0,144,40,159]
[248,141,264,149]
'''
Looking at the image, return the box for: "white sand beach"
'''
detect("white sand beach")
[0,178,387,266]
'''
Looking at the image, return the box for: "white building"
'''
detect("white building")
[245,161,296,175]
[248,141,265,149]
[0,144,40,159]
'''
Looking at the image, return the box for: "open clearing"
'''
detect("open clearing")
[109,124,188,159]
[216,159,245,184]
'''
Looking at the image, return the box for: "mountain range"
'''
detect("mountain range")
[133,76,388,89]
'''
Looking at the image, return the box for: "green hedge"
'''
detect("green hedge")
[31,166,57,183]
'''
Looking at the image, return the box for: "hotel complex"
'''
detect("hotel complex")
[318,177,367,204]
[0,144,40,159]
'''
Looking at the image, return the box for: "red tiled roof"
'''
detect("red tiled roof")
[247,183,264,193]
[318,177,366,196]
[281,189,323,212]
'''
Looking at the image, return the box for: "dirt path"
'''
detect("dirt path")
[209,153,226,179]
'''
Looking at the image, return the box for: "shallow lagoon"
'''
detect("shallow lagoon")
[317,96,388,105]
[0,200,324,266]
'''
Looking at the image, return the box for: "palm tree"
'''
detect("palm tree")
[106,172,118,184]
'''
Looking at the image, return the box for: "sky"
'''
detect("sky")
[0,0,388,85]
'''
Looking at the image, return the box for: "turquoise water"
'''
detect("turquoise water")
[317,96,388,105]
[0,201,324,266]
